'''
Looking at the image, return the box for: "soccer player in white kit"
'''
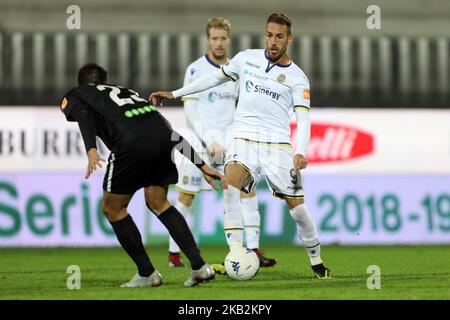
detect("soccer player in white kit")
[151,13,331,279]
[168,18,276,269]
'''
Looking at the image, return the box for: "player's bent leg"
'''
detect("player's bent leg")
[168,192,195,268]
[241,190,277,267]
[102,192,134,222]
[222,163,249,251]
[145,185,214,286]
[286,197,332,279]
[225,162,250,190]
[210,163,251,275]
[102,191,162,287]
[145,185,172,213]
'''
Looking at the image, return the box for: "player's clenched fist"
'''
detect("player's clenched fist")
[208,142,225,164]
[293,154,308,174]
[149,91,174,106]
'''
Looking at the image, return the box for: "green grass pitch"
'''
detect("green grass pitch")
[0,245,448,300]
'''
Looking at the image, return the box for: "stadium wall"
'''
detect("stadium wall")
[2,0,450,37]
[0,107,449,246]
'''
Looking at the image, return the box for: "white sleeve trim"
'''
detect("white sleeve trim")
[172,69,229,99]
[294,107,311,156]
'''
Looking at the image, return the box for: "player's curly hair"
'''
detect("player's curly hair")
[266,13,292,35]
[206,17,231,37]
[77,63,107,86]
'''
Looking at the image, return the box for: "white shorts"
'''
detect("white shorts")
[175,128,227,195]
[224,138,304,199]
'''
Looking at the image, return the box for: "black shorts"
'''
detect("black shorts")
[102,131,178,195]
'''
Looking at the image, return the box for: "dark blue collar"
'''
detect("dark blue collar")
[264,49,291,73]
[205,54,221,69]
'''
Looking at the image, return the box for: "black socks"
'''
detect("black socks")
[110,207,205,273]
[156,206,205,270]
[110,214,155,277]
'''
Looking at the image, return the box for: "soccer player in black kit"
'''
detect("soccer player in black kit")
[60,63,223,287]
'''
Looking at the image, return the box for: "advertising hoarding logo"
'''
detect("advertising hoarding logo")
[290,122,374,163]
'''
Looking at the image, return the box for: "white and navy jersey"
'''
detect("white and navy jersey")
[183,55,238,132]
[222,49,310,144]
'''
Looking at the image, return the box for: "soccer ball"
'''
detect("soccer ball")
[224,248,260,280]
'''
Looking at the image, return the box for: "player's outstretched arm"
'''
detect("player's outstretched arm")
[67,103,106,179]
[293,107,311,174]
[149,69,229,106]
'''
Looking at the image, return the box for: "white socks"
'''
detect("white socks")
[289,203,323,266]
[241,194,260,250]
[168,200,191,253]
[223,185,244,251]
[171,189,261,253]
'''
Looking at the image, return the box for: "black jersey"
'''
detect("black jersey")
[60,83,206,193]
[60,84,170,152]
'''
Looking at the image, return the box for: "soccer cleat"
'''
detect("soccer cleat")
[168,253,185,268]
[252,248,277,267]
[120,270,163,288]
[184,263,215,287]
[312,263,332,279]
[211,263,227,275]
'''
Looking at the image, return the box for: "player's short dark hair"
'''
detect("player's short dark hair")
[266,13,292,35]
[77,63,108,86]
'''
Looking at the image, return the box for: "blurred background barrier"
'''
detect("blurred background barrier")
[1,0,450,107]
[0,32,449,107]
[1,168,449,246]
[1,107,449,246]
[1,107,450,173]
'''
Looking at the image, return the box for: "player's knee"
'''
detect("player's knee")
[289,201,307,221]
[144,186,171,213]
[225,163,248,190]
[146,197,170,213]
[146,198,163,212]
[102,201,121,220]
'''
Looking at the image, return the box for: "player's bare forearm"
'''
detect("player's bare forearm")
[150,70,230,106]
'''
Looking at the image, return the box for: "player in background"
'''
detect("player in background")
[150,13,332,279]
[60,63,226,287]
[168,17,276,269]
